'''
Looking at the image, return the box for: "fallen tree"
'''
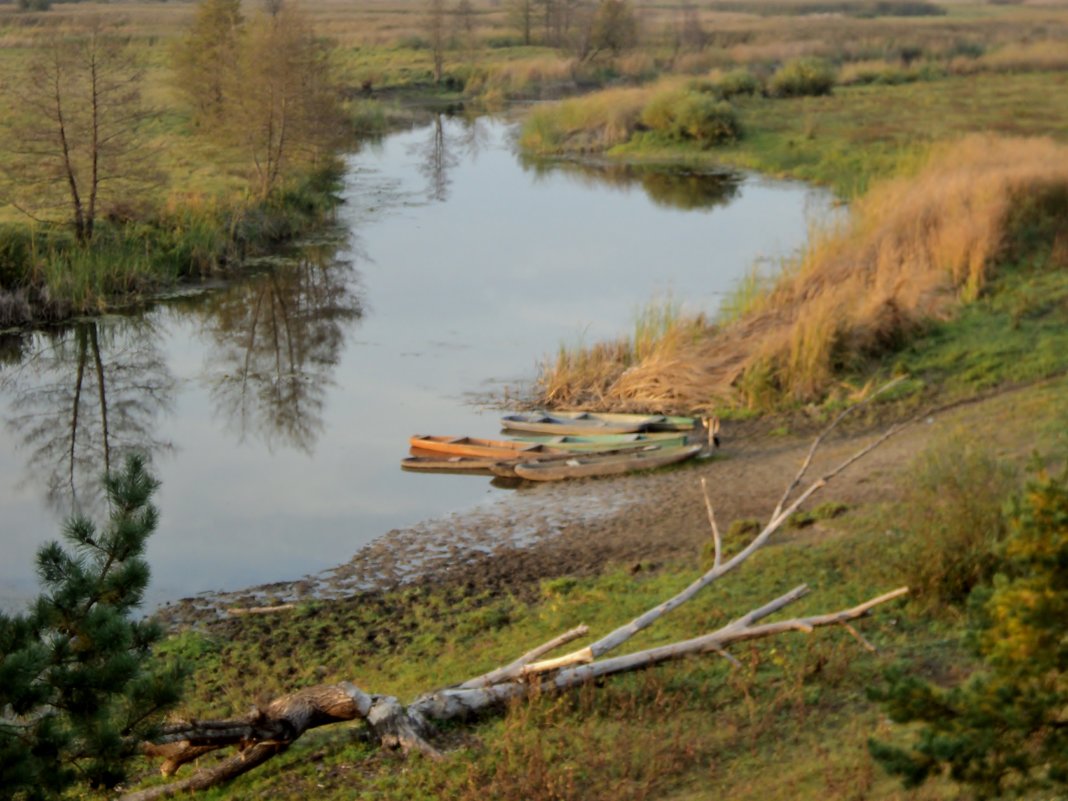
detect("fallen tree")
[125,384,914,800]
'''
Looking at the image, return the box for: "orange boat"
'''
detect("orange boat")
[408,435,568,460]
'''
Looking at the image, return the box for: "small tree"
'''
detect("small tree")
[0,23,155,242]
[589,0,637,57]
[426,0,448,84]
[172,0,245,127]
[0,455,183,799]
[871,468,1068,797]
[227,5,342,199]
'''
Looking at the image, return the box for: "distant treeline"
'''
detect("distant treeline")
[704,0,946,17]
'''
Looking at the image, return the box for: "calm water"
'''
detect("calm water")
[0,115,829,610]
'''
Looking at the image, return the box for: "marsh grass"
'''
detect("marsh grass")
[538,299,709,409]
[535,135,1068,412]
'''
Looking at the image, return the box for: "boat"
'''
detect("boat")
[550,410,698,432]
[509,432,689,451]
[510,444,704,481]
[500,410,697,436]
[409,435,567,460]
[500,412,654,436]
[400,455,502,474]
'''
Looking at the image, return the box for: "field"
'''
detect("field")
[3,0,1068,798]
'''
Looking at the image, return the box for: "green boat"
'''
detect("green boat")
[509,432,688,451]
[510,444,704,481]
[501,410,697,436]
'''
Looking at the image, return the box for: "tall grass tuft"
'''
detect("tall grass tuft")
[538,299,708,410]
[519,84,660,154]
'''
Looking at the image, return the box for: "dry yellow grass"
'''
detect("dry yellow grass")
[537,135,1068,412]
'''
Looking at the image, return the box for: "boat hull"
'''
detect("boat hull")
[512,444,704,481]
[409,435,565,460]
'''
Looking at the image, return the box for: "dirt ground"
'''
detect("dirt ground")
[156,381,1063,629]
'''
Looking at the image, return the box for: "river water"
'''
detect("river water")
[0,114,829,611]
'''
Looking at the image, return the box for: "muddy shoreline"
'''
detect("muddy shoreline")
[155,380,1052,631]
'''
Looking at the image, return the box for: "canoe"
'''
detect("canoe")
[550,410,698,432]
[401,455,501,474]
[501,411,697,436]
[500,412,654,436]
[409,435,567,460]
[511,444,704,481]
[510,432,689,451]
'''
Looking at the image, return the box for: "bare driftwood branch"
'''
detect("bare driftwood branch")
[127,399,916,799]
[771,376,905,521]
[700,476,722,569]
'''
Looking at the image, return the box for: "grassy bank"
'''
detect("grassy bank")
[0,167,346,326]
[533,134,1068,414]
[522,71,1068,197]
[131,376,1068,800]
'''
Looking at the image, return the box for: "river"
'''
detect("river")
[0,114,830,611]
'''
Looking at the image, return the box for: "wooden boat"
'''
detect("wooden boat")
[550,410,698,432]
[409,435,567,460]
[501,411,697,436]
[511,444,704,481]
[401,455,501,474]
[501,412,654,436]
[510,432,689,451]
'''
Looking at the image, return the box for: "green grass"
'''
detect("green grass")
[558,72,1068,199]
[139,503,981,801]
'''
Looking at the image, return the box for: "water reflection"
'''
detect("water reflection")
[1,318,175,516]
[412,112,489,202]
[521,158,742,211]
[196,241,363,454]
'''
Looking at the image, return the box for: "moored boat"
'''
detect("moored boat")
[501,410,697,436]
[409,435,567,460]
[510,432,689,451]
[401,455,502,474]
[511,444,704,481]
[500,412,652,436]
[550,410,698,432]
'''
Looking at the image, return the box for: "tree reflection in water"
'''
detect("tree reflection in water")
[519,158,742,211]
[197,239,363,454]
[413,112,489,202]
[1,318,175,516]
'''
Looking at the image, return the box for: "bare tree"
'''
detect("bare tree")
[426,0,449,84]
[172,0,245,127]
[119,383,916,800]
[510,0,536,45]
[0,22,156,242]
[227,5,343,199]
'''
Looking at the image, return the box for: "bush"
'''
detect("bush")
[768,58,836,97]
[891,436,1017,607]
[640,90,740,147]
[715,68,761,98]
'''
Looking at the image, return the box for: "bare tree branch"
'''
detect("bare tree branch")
[700,476,722,568]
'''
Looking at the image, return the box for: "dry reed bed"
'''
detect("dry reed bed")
[538,135,1068,412]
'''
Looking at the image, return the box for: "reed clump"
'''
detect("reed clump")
[536,135,1068,412]
[519,84,658,154]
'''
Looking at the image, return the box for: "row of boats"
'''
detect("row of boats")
[402,411,715,481]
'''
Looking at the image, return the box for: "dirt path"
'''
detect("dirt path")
[156,381,1063,628]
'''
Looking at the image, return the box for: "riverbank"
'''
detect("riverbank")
[142,374,1066,800]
